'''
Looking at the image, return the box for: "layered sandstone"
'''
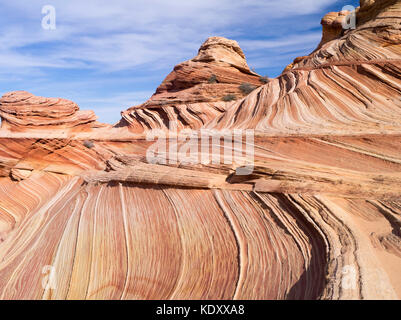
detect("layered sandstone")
[210,0,401,135]
[119,36,263,132]
[0,91,98,132]
[0,0,400,301]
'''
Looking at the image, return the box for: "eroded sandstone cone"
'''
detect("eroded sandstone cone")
[0,91,98,131]
[118,36,264,133]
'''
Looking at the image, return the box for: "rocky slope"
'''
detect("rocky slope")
[209,0,401,135]
[0,0,400,300]
[119,36,263,132]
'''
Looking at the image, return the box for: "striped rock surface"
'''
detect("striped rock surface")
[0,91,99,132]
[0,0,400,300]
[209,0,401,135]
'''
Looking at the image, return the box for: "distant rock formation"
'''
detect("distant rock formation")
[119,36,263,132]
[0,91,98,131]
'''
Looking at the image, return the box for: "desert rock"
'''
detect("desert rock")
[0,1,400,300]
[119,36,263,133]
[0,91,98,132]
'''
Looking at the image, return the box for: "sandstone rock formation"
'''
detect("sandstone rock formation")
[0,91,99,132]
[211,0,401,135]
[119,36,263,132]
[317,10,350,49]
[0,0,400,300]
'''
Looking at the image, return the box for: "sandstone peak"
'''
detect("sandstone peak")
[119,36,263,133]
[318,0,399,46]
[284,0,401,72]
[193,36,251,73]
[316,10,350,49]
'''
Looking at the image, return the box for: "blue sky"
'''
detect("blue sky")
[0,0,359,124]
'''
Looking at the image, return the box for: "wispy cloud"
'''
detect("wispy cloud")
[0,0,360,122]
[240,33,322,51]
[0,0,338,71]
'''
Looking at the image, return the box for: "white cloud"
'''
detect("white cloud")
[77,91,155,107]
[0,0,340,122]
[240,32,322,50]
[0,0,336,71]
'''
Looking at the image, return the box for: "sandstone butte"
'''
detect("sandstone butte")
[0,0,400,300]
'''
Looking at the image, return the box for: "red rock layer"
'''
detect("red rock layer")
[0,138,110,179]
[0,178,398,299]
[0,182,325,299]
[119,37,263,132]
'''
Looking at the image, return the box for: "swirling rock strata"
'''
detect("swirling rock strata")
[0,0,400,300]
[0,91,98,131]
[0,180,398,299]
[211,0,401,134]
